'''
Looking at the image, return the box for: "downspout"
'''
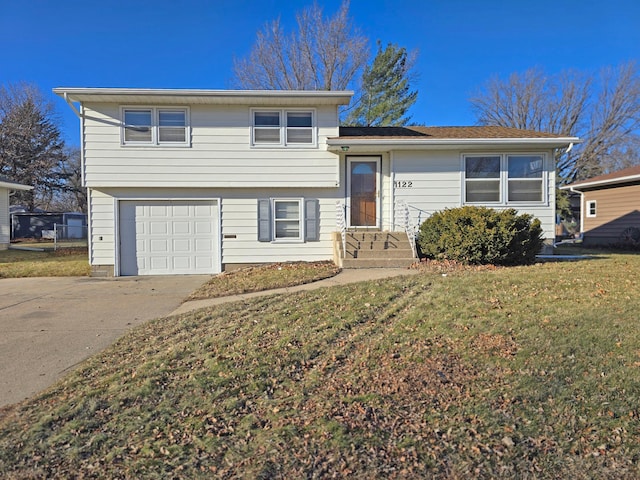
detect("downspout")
[569,186,584,239]
[63,92,82,118]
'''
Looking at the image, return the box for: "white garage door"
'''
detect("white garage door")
[119,200,219,276]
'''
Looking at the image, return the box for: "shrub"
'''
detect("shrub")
[417,206,544,266]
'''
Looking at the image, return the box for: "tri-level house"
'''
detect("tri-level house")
[54,88,579,276]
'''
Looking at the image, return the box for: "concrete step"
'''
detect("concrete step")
[345,239,407,250]
[345,248,415,259]
[338,231,416,268]
[345,232,407,243]
[342,257,417,269]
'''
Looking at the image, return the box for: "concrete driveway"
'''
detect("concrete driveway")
[0,275,208,408]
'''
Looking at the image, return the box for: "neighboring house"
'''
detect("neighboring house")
[562,165,640,245]
[0,177,33,249]
[54,88,578,276]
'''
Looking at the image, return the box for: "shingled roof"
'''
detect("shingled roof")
[563,165,640,190]
[338,126,568,139]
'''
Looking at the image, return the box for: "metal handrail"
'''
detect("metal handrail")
[395,200,418,258]
[337,200,426,259]
[335,201,347,256]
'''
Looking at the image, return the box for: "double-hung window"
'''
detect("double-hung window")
[252,109,315,147]
[286,112,313,144]
[122,107,189,146]
[257,198,320,242]
[274,200,302,240]
[464,154,545,204]
[507,155,543,202]
[464,156,501,202]
[253,111,281,144]
[123,109,153,143]
[586,200,597,217]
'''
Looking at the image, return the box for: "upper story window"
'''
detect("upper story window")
[252,109,315,147]
[123,110,152,143]
[463,153,546,205]
[586,200,597,217]
[254,111,281,144]
[122,107,189,146]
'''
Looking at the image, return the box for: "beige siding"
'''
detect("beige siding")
[0,188,9,246]
[582,183,640,244]
[82,104,340,188]
[88,187,342,272]
[391,149,556,240]
[88,189,115,265]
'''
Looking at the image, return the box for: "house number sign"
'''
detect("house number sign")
[394,180,413,188]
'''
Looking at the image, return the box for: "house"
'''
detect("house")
[562,165,640,246]
[54,88,578,276]
[0,177,33,249]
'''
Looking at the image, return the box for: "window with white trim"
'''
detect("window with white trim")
[464,154,546,204]
[274,199,302,240]
[257,198,320,242]
[122,107,189,146]
[586,200,597,217]
[507,155,543,202]
[252,109,315,147]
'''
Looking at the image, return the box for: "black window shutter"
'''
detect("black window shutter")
[257,199,271,242]
[304,199,320,241]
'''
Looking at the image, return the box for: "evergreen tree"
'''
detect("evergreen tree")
[0,84,67,211]
[344,41,418,126]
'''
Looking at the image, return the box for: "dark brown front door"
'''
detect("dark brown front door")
[350,160,378,227]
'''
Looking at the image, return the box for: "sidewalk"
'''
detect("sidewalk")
[171,267,420,316]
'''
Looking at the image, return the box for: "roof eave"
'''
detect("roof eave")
[53,87,354,106]
[327,137,580,151]
[0,181,33,190]
[561,174,640,190]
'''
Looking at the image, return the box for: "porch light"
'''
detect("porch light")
[341,145,350,152]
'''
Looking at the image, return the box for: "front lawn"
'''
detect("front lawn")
[0,248,90,278]
[0,252,639,478]
[187,261,341,300]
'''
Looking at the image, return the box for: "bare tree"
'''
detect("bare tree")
[233,1,369,90]
[40,147,87,213]
[0,82,67,210]
[470,63,640,182]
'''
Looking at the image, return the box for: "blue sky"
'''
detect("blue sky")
[1,0,639,146]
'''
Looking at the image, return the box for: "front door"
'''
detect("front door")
[348,157,380,228]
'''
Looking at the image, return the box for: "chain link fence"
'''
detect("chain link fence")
[41,223,88,250]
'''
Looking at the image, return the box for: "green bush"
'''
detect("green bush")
[417,206,544,266]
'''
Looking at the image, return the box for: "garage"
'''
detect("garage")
[118,200,219,276]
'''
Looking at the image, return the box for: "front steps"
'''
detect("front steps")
[339,231,416,268]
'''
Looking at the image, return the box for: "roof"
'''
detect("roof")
[562,165,640,190]
[0,176,32,191]
[339,126,570,139]
[329,126,579,151]
[53,87,353,106]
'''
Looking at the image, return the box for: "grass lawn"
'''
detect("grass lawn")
[188,261,341,300]
[0,247,90,278]
[1,251,639,478]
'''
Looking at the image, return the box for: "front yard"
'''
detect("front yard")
[0,248,90,278]
[1,250,639,478]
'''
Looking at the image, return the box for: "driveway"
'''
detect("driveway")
[0,275,208,408]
